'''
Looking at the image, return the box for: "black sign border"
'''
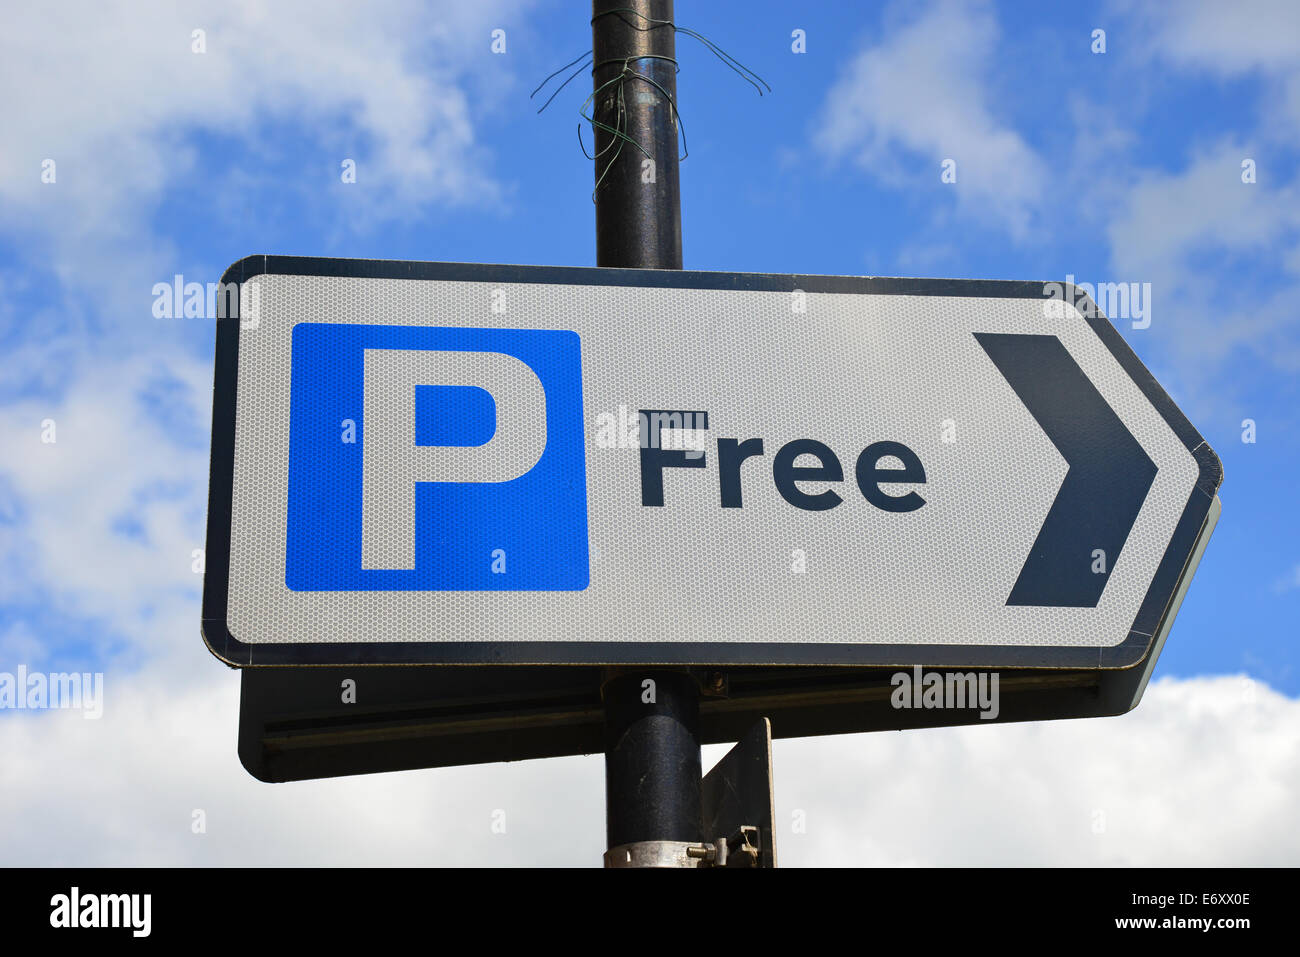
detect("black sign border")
[202,256,1222,670]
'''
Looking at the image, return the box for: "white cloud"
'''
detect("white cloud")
[1101,0,1300,353]
[777,675,1300,866]
[1111,148,1296,273]
[0,672,1294,865]
[1102,141,1300,419]
[0,349,211,655]
[0,664,607,866]
[1111,0,1300,76]
[1109,0,1300,134]
[814,0,1046,237]
[808,0,1300,407]
[1070,4,1300,409]
[0,0,531,299]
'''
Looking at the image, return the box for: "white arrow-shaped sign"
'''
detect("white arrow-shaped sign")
[202,257,1222,672]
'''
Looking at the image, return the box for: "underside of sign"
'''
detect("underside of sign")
[203,256,1222,670]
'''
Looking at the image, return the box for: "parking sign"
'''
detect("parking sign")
[203,256,1220,669]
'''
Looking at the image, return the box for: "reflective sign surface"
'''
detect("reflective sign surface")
[203,257,1221,667]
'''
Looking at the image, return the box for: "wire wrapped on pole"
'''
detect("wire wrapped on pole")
[531,6,770,203]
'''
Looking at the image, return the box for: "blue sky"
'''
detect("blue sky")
[0,0,1297,865]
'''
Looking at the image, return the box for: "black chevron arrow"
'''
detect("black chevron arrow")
[974,333,1157,608]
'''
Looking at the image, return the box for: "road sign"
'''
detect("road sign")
[203,255,1221,671]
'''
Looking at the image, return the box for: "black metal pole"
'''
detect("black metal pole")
[592,0,700,863]
[591,0,683,270]
[603,670,702,852]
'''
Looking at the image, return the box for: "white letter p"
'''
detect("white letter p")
[362,349,546,570]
